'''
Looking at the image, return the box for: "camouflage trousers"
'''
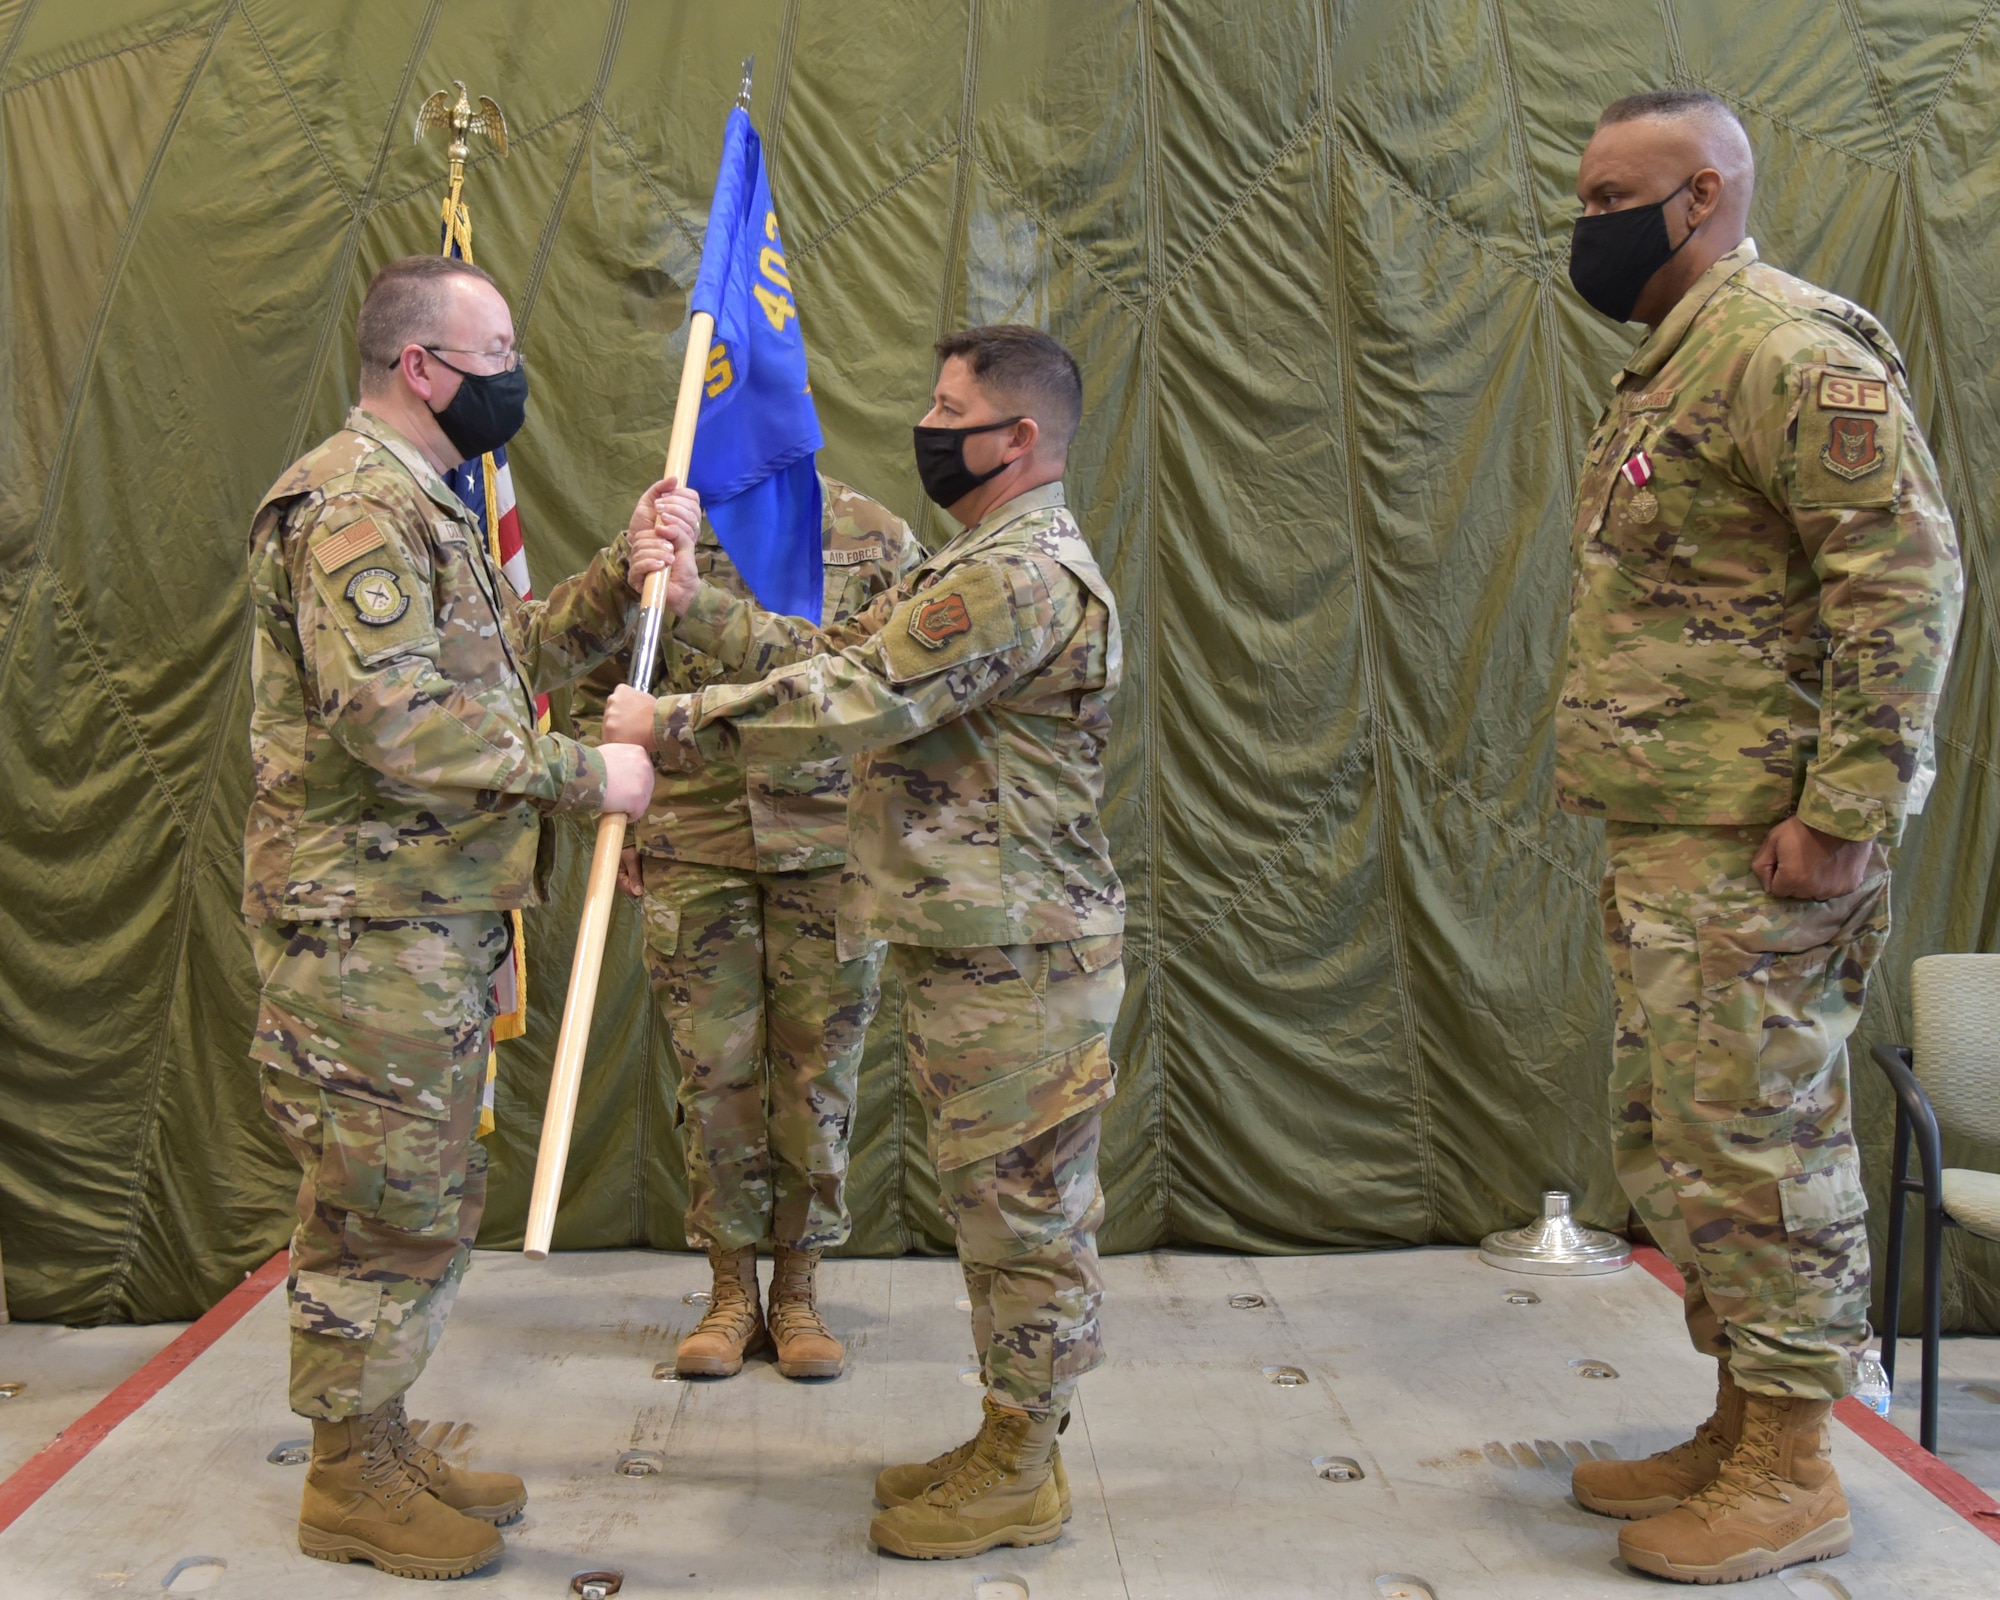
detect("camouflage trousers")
[639,859,882,1252]
[1601,822,1891,1400]
[891,936,1123,1417]
[250,914,505,1420]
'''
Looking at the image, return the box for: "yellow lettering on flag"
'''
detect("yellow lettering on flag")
[706,341,735,397]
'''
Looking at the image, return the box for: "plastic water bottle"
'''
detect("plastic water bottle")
[1854,1347,1893,1418]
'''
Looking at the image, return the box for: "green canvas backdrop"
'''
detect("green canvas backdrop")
[1,1,1995,1330]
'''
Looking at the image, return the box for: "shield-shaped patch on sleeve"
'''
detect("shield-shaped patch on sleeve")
[1822,415,1884,480]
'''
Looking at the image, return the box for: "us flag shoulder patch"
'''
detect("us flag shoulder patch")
[312,516,387,573]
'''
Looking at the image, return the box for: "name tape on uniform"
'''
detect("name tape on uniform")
[824,541,884,567]
[1817,372,1888,414]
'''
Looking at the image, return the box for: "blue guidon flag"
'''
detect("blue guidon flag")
[685,105,824,621]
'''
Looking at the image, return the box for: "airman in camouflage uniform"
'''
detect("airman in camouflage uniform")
[244,254,686,1579]
[1556,95,1963,1584]
[575,474,921,1379]
[602,326,1120,1559]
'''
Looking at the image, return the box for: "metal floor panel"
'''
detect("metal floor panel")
[0,1323,185,1483]
[1,1247,1996,1599]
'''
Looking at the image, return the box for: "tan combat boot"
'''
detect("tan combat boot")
[675,1244,768,1377]
[768,1245,844,1378]
[297,1408,504,1579]
[1574,1362,1745,1518]
[874,1394,1072,1522]
[869,1403,1066,1559]
[384,1395,527,1524]
[1618,1393,1852,1584]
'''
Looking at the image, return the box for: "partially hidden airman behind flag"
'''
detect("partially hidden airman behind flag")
[685,104,825,622]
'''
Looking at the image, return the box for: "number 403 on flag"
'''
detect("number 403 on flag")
[705,211,795,399]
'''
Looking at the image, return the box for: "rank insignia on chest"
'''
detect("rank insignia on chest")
[908,591,974,650]
[1620,450,1658,524]
[1822,415,1885,480]
[345,566,411,626]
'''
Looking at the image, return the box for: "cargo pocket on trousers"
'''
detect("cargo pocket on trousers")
[1778,1149,1868,1236]
[316,1090,453,1234]
[1693,915,1838,1106]
[291,1270,383,1342]
[935,1034,1116,1174]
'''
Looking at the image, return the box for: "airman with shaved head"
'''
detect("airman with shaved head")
[1555,90,1962,1583]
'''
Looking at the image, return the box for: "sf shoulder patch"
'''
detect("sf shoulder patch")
[1795,363,1901,510]
[880,562,1019,683]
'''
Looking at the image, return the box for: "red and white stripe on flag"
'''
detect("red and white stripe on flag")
[492,454,532,600]
[479,450,550,725]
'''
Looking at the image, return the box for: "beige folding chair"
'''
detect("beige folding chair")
[1871,952,2000,1453]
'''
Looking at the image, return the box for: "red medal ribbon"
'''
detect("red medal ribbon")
[1620,450,1654,488]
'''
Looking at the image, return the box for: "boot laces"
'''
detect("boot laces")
[921,1412,1036,1507]
[359,1410,427,1510]
[923,1442,1013,1507]
[1684,1409,1794,1518]
[770,1254,831,1341]
[693,1258,759,1340]
[381,1397,447,1487]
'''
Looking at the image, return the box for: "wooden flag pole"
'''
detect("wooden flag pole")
[523,309,716,1259]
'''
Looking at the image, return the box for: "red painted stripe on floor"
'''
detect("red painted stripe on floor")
[0,1252,287,1535]
[1629,1244,2000,1546]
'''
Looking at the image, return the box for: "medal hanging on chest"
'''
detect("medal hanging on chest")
[1620,450,1658,524]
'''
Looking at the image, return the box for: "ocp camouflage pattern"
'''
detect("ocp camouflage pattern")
[892,935,1123,1414]
[252,912,501,1418]
[639,860,881,1251]
[248,910,504,1117]
[1558,240,1963,842]
[1601,821,1886,1400]
[573,473,921,873]
[656,482,1125,952]
[244,406,635,923]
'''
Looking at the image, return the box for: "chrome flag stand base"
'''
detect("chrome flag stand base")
[1480,1191,1633,1277]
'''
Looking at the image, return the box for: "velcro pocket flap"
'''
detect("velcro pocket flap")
[291,1270,383,1341]
[935,1034,1116,1173]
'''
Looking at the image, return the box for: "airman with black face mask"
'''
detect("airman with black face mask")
[1557,89,1962,1586]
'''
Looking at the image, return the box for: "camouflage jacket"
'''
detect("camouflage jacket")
[655,482,1125,952]
[243,407,636,922]
[1557,240,1963,840]
[574,475,921,873]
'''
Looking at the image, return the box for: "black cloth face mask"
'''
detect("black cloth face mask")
[912,417,1023,509]
[1568,178,1696,323]
[427,351,529,460]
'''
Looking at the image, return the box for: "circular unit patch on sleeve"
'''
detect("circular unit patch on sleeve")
[344,566,411,627]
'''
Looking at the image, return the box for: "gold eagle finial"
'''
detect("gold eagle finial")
[415,82,509,257]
